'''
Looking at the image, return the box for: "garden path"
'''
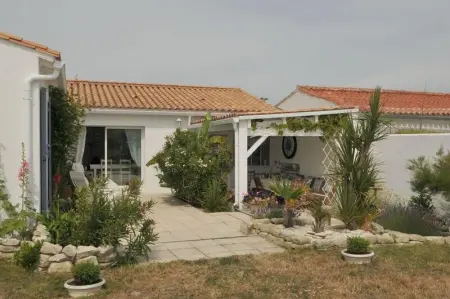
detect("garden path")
[141,194,284,262]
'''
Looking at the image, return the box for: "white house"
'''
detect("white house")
[0,32,65,213]
[276,86,450,132]
[67,80,279,196]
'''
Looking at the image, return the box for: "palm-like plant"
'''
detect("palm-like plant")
[268,179,308,204]
[330,86,388,229]
[269,179,309,227]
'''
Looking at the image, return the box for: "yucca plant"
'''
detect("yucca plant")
[330,86,388,229]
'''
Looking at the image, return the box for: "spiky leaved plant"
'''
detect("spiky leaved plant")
[330,86,388,229]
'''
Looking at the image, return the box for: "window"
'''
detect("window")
[248,137,270,166]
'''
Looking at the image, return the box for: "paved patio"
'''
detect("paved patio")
[143,195,284,262]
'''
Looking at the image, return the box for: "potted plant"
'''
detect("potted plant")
[341,236,374,264]
[269,179,309,228]
[64,262,105,298]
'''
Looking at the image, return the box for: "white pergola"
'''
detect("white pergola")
[188,107,360,208]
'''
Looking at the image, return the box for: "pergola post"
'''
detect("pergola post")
[236,120,248,209]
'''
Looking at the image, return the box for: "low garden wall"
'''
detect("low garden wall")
[0,224,117,273]
[241,218,450,250]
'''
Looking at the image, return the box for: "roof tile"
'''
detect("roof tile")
[296,86,450,116]
[0,31,61,59]
[67,80,279,113]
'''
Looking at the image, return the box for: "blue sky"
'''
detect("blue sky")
[1,0,449,104]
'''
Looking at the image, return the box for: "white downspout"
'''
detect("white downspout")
[233,118,239,208]
[26,60,65,212]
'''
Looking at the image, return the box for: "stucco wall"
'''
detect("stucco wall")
[83,113,190,194]
[270,136,325,177]
[374,134,450,199]
[0,40,42,211]
[277,91,338,110]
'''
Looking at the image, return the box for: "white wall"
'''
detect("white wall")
[84,113,190,194]
[0,40,42,211]
[277,91,337,110]
[269,136,325,177]
[374,134,450,199]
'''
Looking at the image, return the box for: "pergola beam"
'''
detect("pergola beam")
[247,136,268,158]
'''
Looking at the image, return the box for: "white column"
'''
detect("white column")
[237,120,248,209]
[233,121,239,206]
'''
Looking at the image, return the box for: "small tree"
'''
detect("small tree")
[147,113,232,207]
[408,147,450,211]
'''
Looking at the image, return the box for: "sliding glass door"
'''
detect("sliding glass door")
[83,127,142,186]
[105,128,142,185]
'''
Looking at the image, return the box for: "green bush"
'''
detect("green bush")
[38,199,75,246]
[71,179,157,262]
[346,236,370,254]
[375,204,442,236]
[408,147,450,211]
[72,262,101,285]
[147,113,232,207]
[13,241,42,271]
[201,180,230,212]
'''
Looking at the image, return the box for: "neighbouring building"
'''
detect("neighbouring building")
[276,86,450,132]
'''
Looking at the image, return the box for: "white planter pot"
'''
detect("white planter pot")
[341,249,374,264]
[64,278,106,297]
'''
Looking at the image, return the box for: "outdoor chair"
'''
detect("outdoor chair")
[69,171,123,199]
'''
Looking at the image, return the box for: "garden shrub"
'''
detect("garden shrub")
[346,236,370,254]
[13,241,42,271]
[72,262,101,285]
[40,178,157,264]
[375,203,442,236]
[408,147,450,212]
[147,113,232,207]
[201,180,230,212]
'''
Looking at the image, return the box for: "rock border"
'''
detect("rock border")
[240,218,450,250]
[0,224,117,273]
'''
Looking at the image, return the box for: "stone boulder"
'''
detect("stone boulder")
[377,234,395,244]
[240,221,252,235]
[270,218,284,225]
[425,236,445,245]
[408,234,426,242]
[39,254,51,268]
[48,261,73,273]
[291,235,312,245]
[1,238,20,246]
[76,246,99,259]
[62,245,77,259]
[49,253,70,263]
[40,242,62,255]
[372,222,384,234]
[0,245,20,253]
[76,256,99,265]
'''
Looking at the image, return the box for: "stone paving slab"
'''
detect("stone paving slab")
[141,195,284,263]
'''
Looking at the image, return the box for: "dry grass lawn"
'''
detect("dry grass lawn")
[2,244,450,299]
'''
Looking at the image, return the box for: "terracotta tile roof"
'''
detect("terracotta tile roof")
[67,80,279,113]
[0,32,61,60]
[190,106,357,124]
[295,86,450,116]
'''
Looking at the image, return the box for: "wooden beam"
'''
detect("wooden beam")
[247,136,268,158]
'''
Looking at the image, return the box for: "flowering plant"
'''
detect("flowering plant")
[0,143,37,239]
